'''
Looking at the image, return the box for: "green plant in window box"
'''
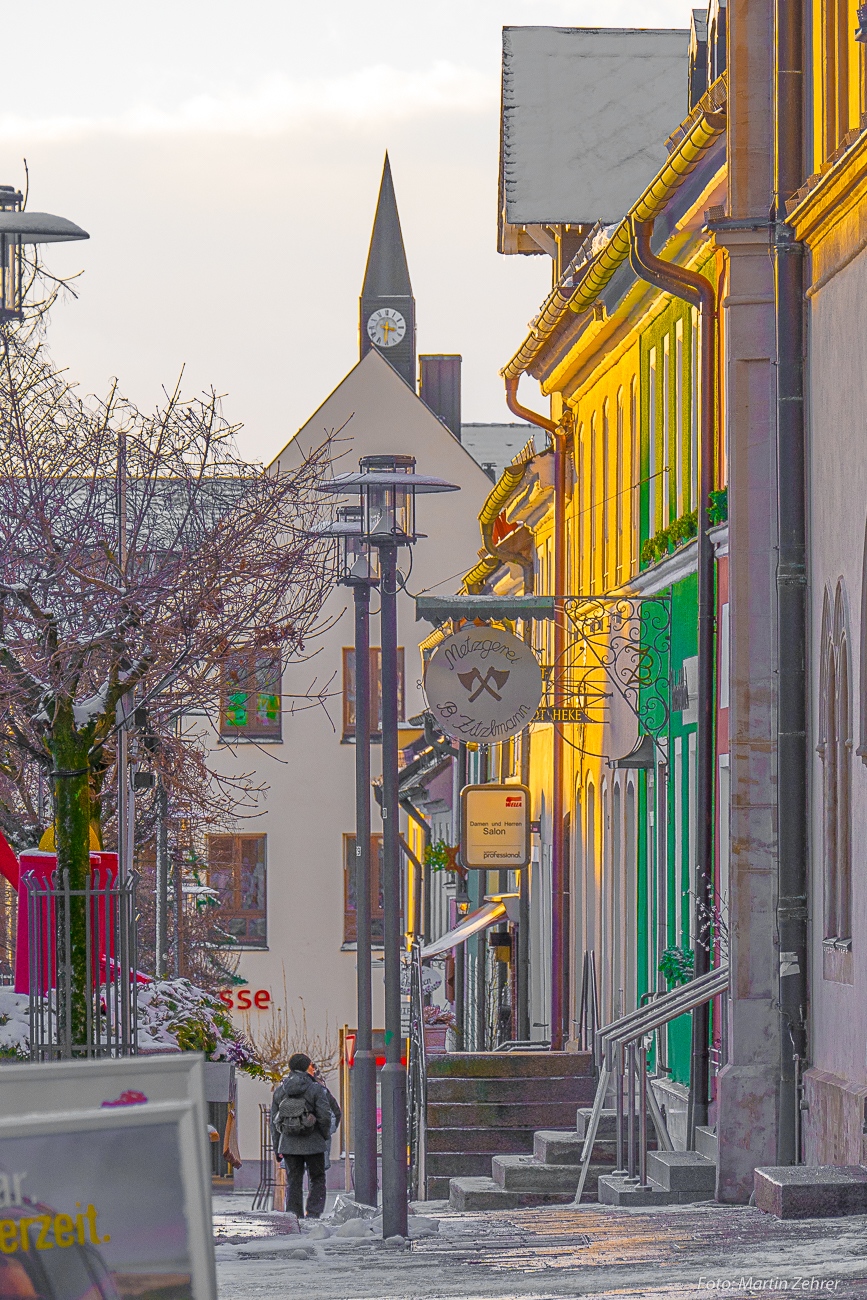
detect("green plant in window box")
[708,487,728,526]
[658,944,695,987]
[424,839,452,872]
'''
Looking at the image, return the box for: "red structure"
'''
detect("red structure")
[0,833,119,993]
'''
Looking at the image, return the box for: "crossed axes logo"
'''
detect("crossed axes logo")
[457,666,511,703]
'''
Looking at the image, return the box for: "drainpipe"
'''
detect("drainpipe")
[505,376,569,1051]
[628,218,716,1141]
[773,0,808,1165]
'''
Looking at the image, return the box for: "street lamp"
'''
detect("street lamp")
[314,504,380,1208]
[0,185,89,320]
[319,455,458,1238]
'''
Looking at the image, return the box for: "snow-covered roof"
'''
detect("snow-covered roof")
[500,27,690,244]
[460,423,540,484]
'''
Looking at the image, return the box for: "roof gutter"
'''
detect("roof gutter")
[500,84,727,382]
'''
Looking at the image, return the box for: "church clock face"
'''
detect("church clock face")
[367,307,406,348]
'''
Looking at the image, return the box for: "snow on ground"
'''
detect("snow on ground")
[213,1193,867,1299]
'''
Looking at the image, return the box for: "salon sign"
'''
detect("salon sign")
[424,626,543,742]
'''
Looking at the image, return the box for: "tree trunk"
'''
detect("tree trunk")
[50,706,93,1053]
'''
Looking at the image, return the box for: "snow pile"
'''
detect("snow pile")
[135,977,239,1056]
[590,222,620,258]
[0,990,31,1060]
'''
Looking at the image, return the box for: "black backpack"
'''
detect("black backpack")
[276,1089,317,1137]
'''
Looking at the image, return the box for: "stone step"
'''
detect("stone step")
[646,1151,716,1195]
[534,1128,656,1166]
[428,1099,592,1129]
[425,1126,536,1155]
[425,1151,496,1180]
[447,1177,519,1209]
[695,1125,719,1162]
[429,1075,591,1104]
[597,1174,682,1207]
[491,1154,608,1198]
[576,1108,617,1140]
[448,1175,582,1211]
[754,1165,867,1220]
[426,1051,593,1080]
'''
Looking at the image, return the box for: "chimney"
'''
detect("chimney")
[419,354,462,440]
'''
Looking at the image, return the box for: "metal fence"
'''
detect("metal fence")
[252,1102,277,1211]
[22,867,138,1061]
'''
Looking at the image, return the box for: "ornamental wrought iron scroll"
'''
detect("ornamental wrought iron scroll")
[561,595,672,737]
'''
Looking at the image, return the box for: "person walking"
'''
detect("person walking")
[271,1052,333,1219]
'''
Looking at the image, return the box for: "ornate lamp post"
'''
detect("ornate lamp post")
[0,185,89,319]
[318,505,380,1208]
[319,456,458,1237]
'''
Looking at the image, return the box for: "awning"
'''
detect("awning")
[421,896,519,960]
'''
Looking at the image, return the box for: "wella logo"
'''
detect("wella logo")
[505,795,522,808]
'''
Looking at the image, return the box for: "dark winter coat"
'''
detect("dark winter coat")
[271,1070,333,1156]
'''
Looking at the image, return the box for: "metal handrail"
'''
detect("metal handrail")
[574,964,729,1204]
[406,941,428,1200]
[597,965,730,1069]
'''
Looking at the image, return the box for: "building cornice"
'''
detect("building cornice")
[786,128,867,247]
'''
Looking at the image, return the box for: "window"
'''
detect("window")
[648,348,657,532]
[631,377,639,569]
[342,647,405,740]
[675,319,684,517]
[590,415,597,583]
[615,388,624,585]
[220,651,281,741]
[602,400,611,588]
[343,833,385,945]
[207,834,267,947]
[662,335,670,525]
[822,0,855,158]
[691,309,699,511]
[819,582,852,946]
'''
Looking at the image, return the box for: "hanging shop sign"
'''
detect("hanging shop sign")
[423,626,542,742]
[460,784,531,870]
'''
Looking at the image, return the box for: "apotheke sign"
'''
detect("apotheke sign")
[460,784,531,869]
[424,626,543,742]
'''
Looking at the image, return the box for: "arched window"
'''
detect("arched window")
[615,387,624,584]
[630,376,639,568]
[589,414,597,584]
[602,400,611,588]
[820,581,853,942]
[822,0,857,158]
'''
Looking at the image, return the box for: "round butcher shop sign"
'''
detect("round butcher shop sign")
[424,625,543,742]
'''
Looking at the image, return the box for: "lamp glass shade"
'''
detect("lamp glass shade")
[359,454,416,543]
[336,506,380,583]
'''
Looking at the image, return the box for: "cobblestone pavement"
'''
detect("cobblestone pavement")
[214,1196,867,1299]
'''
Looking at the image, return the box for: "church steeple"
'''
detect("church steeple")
[360,154,416,387]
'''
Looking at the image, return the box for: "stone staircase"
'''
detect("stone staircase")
[448,1106,653,1209]
[424,1051,596,1201]
[597,1123,718,1205]
[447,1102,719,1210]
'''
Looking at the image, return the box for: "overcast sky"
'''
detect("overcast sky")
[3,1,692,463]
